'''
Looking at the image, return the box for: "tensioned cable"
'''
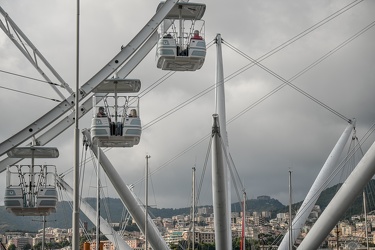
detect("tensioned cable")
[49,5,368,170]
[291,122,375,227]
[219,136,243,206]
[358,135,375,212]
[223,0,364,83]
[140,40,216,130]
[0,69,61,86]
[224,40,351,123]
[134,134,211,186]
[226,20,375,125]
[133,20,373,185]
[196,136,213,207]
[228,151,245,194]
[79,144,88,206]
[142,15,373,131]
[64,7,370,184]
[0,85,60,102]
[0,1,361,105]
[86,147,120,247]
[283,129,374,245]
[138,71,175,98]
[57,188,92,241]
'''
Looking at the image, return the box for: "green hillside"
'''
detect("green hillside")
[1,180,375,233]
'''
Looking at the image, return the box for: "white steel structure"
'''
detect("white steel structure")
[57,177,133,250]
[0,0,179,164]
[0,2,178,250]
[211,34,232,250]
[278,121,355,250]
[81,129,170,250]
[1,1,375,250]
[298,138,375,249]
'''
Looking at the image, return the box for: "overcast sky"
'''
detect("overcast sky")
[0,0,375,212]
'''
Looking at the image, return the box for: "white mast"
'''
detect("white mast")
[278,121,354,250]
[96,144,101,250]
[241,191,246,250]
[288,170,292,250]
[212,33,232,250]
[72,0,80,249]
[145,155,151,250]
[192,167,196,250]
[211,115,230,250]
[363,190,369,250]
[298,138,375,249]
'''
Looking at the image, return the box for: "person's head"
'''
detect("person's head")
[130,109,137,117]
[194,30,199,36]
[99,107,105,113]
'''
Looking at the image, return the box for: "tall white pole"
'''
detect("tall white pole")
[96,144,101,250]
[278,121,354,250]
[72,0,80,249]
[214,33,232,250]
[192,167,196,250]
[298,139,375,249]
[241,191,246,250]
[30,150,35,208]
[145,155,151,250]
[288,170,292,250]
[42,216,46,250]
[211,114,230,250]
[363,191,369,250]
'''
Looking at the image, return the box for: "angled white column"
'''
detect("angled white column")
[278,121,354,250]
[57,177,132,250]
[298,138,375,249]
[82,129,170,250]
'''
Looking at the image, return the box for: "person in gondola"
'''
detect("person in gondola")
[97,107,107,117]
[180,30,203,56]
[163,33,173,39]
[192,30,202,40]
[129,109,138,118]
[97,107,115,135]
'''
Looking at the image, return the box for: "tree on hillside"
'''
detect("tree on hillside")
[22,243,31,250]
[7,244,16,250]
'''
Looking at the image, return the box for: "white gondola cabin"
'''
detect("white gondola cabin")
[156,2,206,71]
[91,78,142,147]
[5,146,59,216]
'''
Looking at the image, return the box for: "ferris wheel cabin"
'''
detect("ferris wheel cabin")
[4,146,59,216]
[91,78,142,147]
[156,2,206,71]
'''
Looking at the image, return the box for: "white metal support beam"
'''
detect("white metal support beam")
[82,129,170,250]
[0,6,72,98]
[278,120,354,250]
[298,139,375,249]
[0,31,160,174]
[0,0,177,158]
[57,176,133,250]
